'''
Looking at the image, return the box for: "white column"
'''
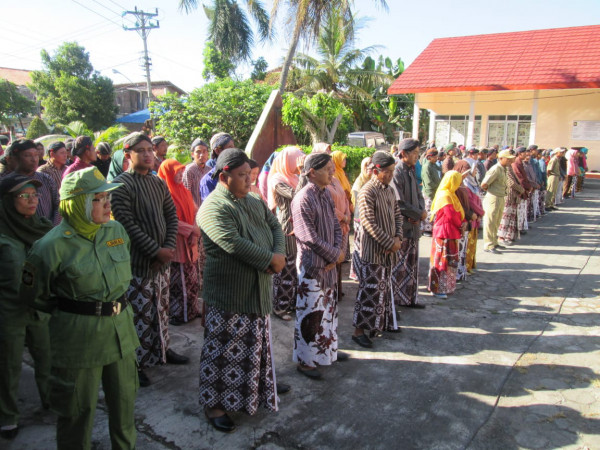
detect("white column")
[529,90,539,146]
[428,109,436,144]
[412,98,420,140]
[466,92,475,147]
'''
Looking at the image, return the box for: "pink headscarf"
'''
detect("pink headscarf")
[267,146,304,210]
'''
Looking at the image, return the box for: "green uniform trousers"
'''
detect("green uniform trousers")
[0,310,50,427]
[50,352,138,450]
[546,174,559,207]
[483,193,505,250]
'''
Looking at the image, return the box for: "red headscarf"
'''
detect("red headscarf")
[157,159,197,225]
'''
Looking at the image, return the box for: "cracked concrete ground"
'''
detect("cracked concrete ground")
[5,180,600,450]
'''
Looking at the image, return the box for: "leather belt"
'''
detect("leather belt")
[57,295,128,317]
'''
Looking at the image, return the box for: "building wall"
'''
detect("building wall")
[417,88,600,171]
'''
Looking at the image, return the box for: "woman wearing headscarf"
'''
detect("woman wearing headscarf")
[349,156,372,280]
[327,152,351,299]
[106,148,129,182]
[267,146,304,320]
[0,175,53,440]
[21,167,139,449]
[577,148,588,192]
[158,159,201,325]
[312,142,332,154]
[452,161,475,282]
[454,161,485,274]
[258,152,279,201]
[427,171,466,299]
[498,158,525,246]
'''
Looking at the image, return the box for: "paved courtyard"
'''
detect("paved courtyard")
[6,180,600,450]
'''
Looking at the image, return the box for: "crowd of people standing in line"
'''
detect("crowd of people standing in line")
[0,130,589,445]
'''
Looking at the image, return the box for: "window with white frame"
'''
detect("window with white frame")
[434,115,481,147]
[487,115,531,148]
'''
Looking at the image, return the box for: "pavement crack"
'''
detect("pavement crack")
[135,415,182,450]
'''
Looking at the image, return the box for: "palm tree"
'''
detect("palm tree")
[271,0,388,95]
[178,0,271,63]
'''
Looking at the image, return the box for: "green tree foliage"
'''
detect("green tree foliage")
[179,0,271,63]
[62,120,93,139]
[29,42,118,131]
[281,92,353,145]
[94,124,129,148]
[0,80,35,126]
[149,78,274,148]
[202,41,235,81]
[25,117,50,139]
[251,57,268,81]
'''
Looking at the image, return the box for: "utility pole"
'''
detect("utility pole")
[122,7,159,109]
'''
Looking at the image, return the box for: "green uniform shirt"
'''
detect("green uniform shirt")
[21,220,140,369]
[421,160,441,199]
[198,183,286,316]
[0,234,49,324]
[481,163,507,197]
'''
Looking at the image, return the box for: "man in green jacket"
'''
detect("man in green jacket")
[22,167,140,449]
[197,148,286,433]
[421,148,441,236]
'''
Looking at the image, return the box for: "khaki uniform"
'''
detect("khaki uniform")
[22,220,140,450]
[481,164,507,250]
[0,234,51,428]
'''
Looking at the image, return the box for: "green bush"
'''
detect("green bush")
[26,117,50,139]
[277,145,377,181]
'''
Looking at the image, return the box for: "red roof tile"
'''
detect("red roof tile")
[0,67,32,86]
[388,25,600,94]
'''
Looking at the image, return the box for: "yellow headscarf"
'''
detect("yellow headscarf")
[429,170,465,220]
[351,157,372,206]
[331,151,352,197]
[59,194,101,241]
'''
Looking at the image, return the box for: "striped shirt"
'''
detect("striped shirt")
[292,182,342,288]
[182,162,211,207]
[273,182,296,256]
[31,172,60,225]
[357,178,403,266]
[37,161,65,191]
[197,183,285,316]
[111,171,178,278]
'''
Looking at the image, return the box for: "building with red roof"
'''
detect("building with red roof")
[388,25,600,170]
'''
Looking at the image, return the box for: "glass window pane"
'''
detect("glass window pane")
[450,120,466,145]
[487,122,505,147]
[517,122,531,147]
[435,121,450,146]
[507,122,517,147]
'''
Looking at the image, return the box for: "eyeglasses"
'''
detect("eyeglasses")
[92,195,111,204]
[15,193,40,200]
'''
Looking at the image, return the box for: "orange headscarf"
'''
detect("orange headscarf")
[331,150,352,197]
[157,159,197,225]
[267,146,304,210]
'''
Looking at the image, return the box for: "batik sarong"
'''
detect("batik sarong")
[531,190,540,219]
[349,221,361,280]
[466,228,478,272]
[294,269,339,367]
[421,196,433,233]
[198,307,277,415]
[169,261,201,323]
[518,198,529,231]
[126,270,170,368]
[576,175,584,192]
[570,176,577,198]
[197,237,206,297]
[498,199,519,243]
[538,190,546,215]
[456,231,468,281]
[352,255,398,334]
[527,194,535,223]
[556,180,564,204]
[272,253,298,315]
[391,238,419,306]
[428,238,458,295]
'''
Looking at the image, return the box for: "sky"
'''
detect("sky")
[2,0,600,93]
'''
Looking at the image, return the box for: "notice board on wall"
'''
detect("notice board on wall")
[572,121,600,140]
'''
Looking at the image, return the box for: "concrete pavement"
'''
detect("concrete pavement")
[6,180,600,449]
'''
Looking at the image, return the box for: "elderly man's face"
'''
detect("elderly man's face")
[16,148,39,173]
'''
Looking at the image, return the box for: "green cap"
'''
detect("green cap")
[444,143,456,151]
[60,167,122,200]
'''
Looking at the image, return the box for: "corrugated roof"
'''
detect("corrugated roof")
[388,25,600,94]
[0,67,33,86]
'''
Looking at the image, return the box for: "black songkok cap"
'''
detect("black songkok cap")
[123,132,152,152]
[528,145,538,151]
[516,146,527,154]
[190,138,208,152]
[212,148,249,179]
[151,136,166,146]
[371,151,395,169]
[398,138,420,153]
[303,152,331,172]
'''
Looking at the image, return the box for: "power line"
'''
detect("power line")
[70,0,122,28]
